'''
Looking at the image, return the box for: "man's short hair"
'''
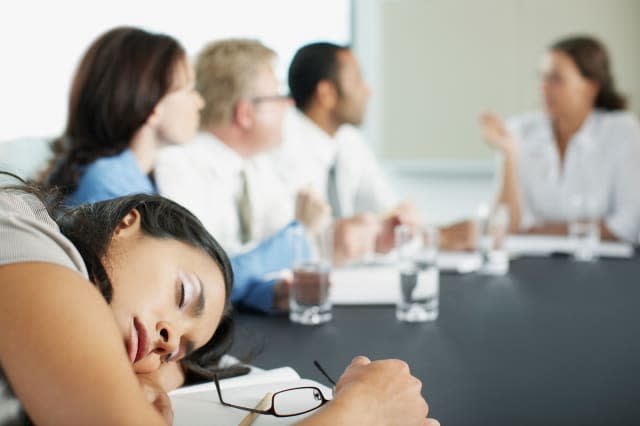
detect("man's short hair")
[288,42,349,112]
[196,39,276,129]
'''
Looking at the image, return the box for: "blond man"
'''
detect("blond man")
[155,39,330,313]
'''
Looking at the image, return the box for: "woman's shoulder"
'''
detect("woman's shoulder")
[593,109,640,131]
[86,149,138,175]
[591,110,640,148]
[0,189,50,217]
[72,150,152,204]
[0,190,87,276]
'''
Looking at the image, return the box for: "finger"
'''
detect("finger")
[424,418,440,426]
[350,355,371,366]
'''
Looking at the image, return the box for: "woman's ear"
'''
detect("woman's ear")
[113,209,142,238]
[586,78,601,101]
[145,104,163,129]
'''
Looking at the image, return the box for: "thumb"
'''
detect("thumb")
[350,355,371,366]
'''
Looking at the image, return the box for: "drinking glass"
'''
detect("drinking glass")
[395,224,439,322]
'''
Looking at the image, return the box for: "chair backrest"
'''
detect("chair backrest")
[0,138,52,181]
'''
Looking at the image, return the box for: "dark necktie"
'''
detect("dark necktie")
[238,169,252,243]
[327,161,341,218]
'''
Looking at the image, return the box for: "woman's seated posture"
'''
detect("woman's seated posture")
[481,35,640,243]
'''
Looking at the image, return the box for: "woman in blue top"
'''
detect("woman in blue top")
[42,27,203,205]
[39,27,305,314]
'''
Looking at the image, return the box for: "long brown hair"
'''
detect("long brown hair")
[551,35,627,111]
[40,27,186,192]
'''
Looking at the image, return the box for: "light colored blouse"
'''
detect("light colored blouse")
[506,110,640,243]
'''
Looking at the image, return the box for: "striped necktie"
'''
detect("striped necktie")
[238,169,252,244]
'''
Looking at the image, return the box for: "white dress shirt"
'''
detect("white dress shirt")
[155,132,294,254]
[268,109,397,218]
[506,109,640,243]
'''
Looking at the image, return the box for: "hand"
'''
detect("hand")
[440,219,477,251]
[480,111,516,153]
[296,187,331,235]
[333,356,439,426]
[137,373,174,425]
[273,276,292,312]
[333,214,381,265]
[376,201,422,253]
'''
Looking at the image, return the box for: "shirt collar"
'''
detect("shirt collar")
[535,110,600,152]
[292,109,339,165]
[192,131,246,176]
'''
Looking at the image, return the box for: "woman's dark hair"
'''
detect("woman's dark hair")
[288,42,349,112]
[551,35,627,111]
[40,26,186,193]
[53,193,235,376]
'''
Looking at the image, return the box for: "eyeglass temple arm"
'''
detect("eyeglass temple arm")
[313,360,337,386]
[213,375,275,415]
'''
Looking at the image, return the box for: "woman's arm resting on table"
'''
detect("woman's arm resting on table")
[525,221,619,241]
[0,263,167,426]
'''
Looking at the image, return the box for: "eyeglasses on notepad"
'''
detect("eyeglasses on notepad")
[213,360,336,417]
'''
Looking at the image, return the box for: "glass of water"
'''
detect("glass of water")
[289,224,333,325]
[568,194,600,262]
[477,204,510,275]
[395,224,439,322]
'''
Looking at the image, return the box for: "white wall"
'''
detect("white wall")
[0,0,351,142]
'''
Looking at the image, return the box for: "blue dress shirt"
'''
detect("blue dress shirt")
[230,221,310,313]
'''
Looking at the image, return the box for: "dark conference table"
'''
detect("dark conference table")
[232,256,640,426]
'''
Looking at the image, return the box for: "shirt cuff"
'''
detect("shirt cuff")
[238,277,278,314]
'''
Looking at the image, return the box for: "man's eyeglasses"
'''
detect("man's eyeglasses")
[213,360,337,418]
[249,94,291,104]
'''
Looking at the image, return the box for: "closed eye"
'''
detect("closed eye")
[179,282,186,309]
[177,271,197,310]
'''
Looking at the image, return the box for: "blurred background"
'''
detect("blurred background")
[1,0,639,224]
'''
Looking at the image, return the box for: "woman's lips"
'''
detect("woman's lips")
[127,321,138,363]
[128,318,149,364]
[133,318,149,363]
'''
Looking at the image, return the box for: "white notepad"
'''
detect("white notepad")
[170,367,333,426]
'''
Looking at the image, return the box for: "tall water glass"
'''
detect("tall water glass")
[395,224,439,322]
[477,204,510,275]
[568,194,600,262]
[289,224,333,325]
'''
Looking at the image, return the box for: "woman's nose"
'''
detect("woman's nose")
[155,321,179,358]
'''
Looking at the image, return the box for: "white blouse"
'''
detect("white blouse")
[506,110,640,243]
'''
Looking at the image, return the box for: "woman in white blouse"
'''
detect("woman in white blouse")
[481,35,640,243]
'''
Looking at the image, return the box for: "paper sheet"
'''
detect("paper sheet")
[170,368,332,426]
